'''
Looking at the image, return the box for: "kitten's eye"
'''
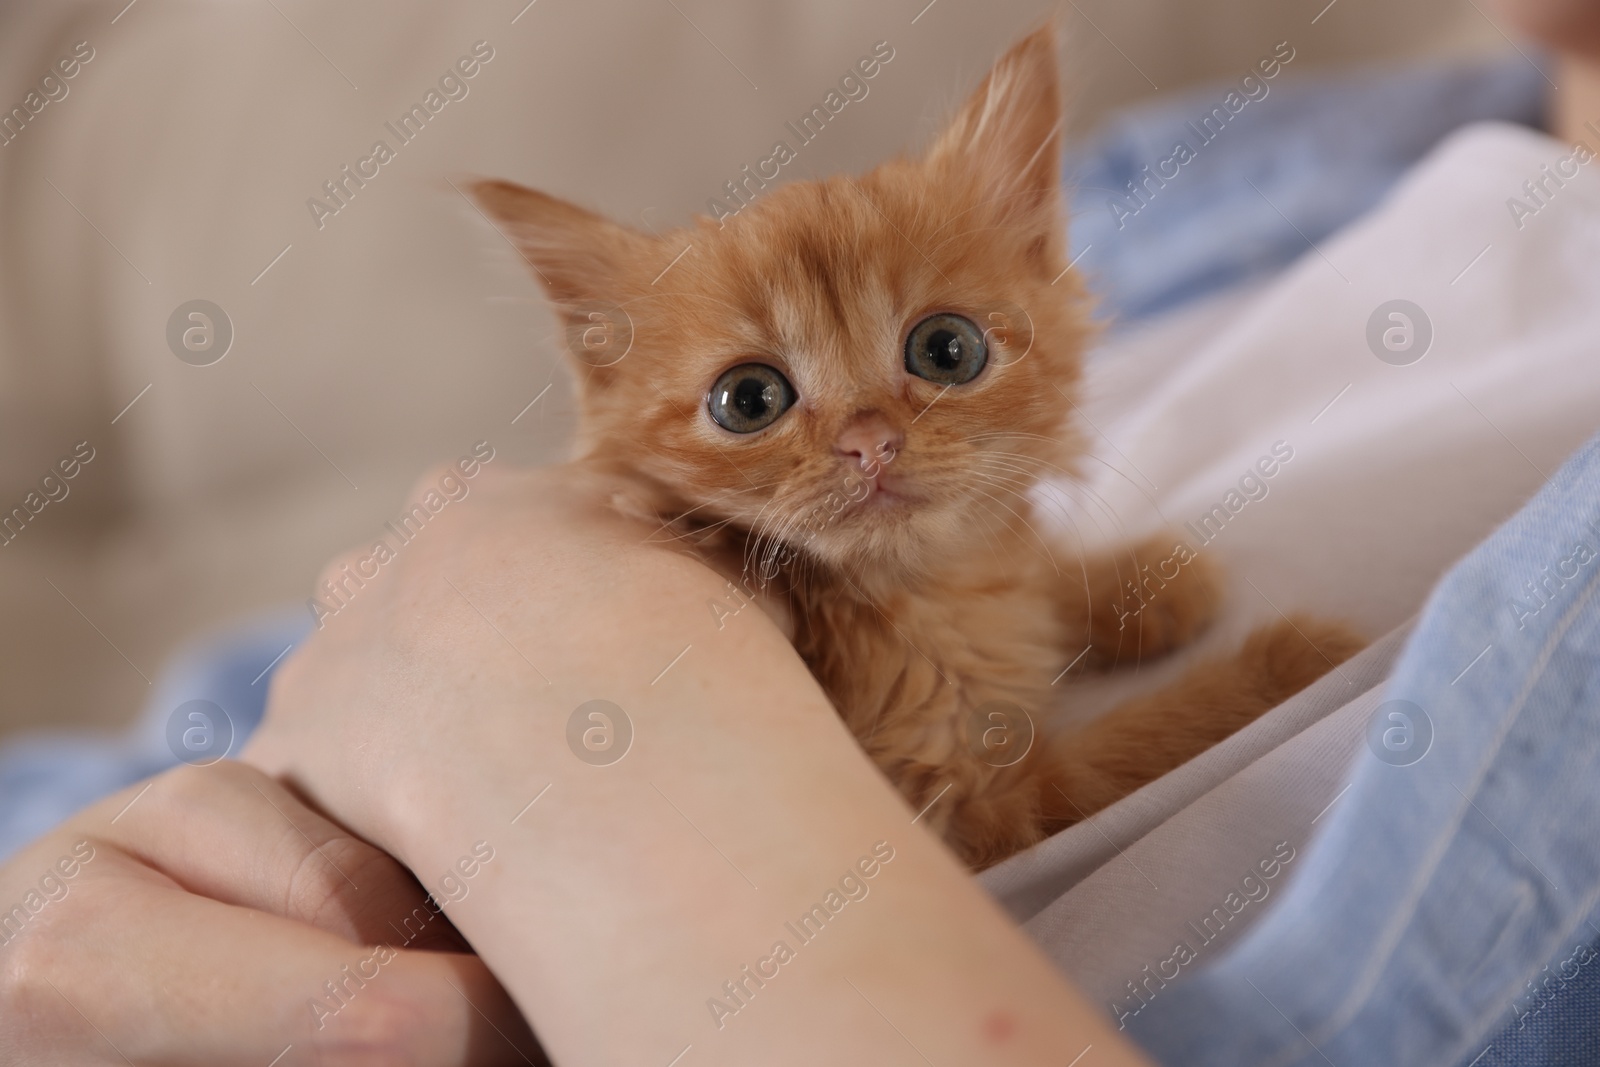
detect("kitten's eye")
[905,313,988,384]
[708,363,796,434]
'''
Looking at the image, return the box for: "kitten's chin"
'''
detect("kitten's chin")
[801,500,972,581]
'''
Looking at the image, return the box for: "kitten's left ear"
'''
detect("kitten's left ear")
[923,26,1064,237]
[467,179,655,307]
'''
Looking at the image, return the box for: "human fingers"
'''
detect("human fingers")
[1,842,544,1066]
[92,761,467,951]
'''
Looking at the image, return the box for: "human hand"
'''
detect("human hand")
[242,460,762,860]
[0,760,543,1066]
[239,461,1151,1066]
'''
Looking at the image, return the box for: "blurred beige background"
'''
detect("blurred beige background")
[0,0,1507,741]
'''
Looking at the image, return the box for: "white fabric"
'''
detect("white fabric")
[994,622,1407,1009]
[987,122,1600,1005]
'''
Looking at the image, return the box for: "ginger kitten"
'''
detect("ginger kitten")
[471,27,1363,869]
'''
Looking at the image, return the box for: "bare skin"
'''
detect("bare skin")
[0,760,537,1066]
[1491,0,1600,139]
[1553,55,1600,141]
[241,462,1152,1067]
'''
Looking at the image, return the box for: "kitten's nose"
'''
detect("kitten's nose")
[834,414,903,470]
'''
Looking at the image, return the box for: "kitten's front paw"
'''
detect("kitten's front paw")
[1239,615,1367,704]
[1077,535,1221,668]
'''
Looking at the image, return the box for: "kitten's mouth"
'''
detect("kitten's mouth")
[856,473,917,508]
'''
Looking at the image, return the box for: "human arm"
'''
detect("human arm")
[245,463,1151,1067]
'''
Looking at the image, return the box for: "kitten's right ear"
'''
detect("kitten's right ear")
[921,26,1064,240]
[467,179,652,306]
